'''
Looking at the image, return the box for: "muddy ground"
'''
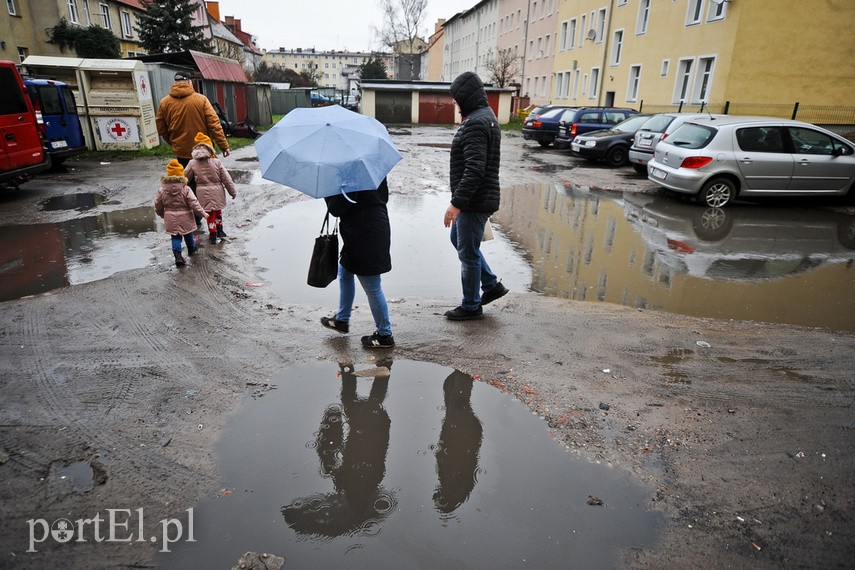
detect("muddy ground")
[0,126,853,569]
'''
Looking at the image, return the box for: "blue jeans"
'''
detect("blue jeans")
[171,233,195,253]
[335,265,392,336]
[450,211,498,311]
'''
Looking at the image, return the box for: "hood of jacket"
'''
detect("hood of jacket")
[161,178,186,195]
[192,145,214,160]
[168,81,195,99]
[450,71,488,117]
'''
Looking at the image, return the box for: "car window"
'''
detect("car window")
[638,114,674,133]
[0,67,29,114]
[61,86,79,115]
[36,86,65,115]
[578,112,600,122]
[603,112,626,124]
[540,107,568,118]
[559,109,577,122]
[737,127,785,153]
[787,127,838,155]
[615,115,650,132]
[669,124,716,149]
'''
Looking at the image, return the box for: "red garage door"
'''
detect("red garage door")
[419,92,455,124]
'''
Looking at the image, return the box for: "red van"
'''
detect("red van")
[0,61,50,187]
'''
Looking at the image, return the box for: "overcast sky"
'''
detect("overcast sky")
[213,0,471,52]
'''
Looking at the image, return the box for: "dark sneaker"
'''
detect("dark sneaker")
[208,234,218,244]
[174,256,187,267]
[320,316,349,334]
[481,282,508,305]
[216,227,228,238]
[361,333,395,348]
[444,306,484,320]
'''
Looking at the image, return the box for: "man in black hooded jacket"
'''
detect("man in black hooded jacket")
[443,71,509,320]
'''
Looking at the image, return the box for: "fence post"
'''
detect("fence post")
[723,101,730,115]
[791,102,799,120]
[639,99,644,112]
[678,100,684,113]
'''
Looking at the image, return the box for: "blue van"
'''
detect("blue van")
[24,78,86,164]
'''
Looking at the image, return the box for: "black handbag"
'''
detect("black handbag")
[307,210,339,288]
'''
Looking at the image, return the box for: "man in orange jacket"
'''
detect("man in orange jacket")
[155,71,230,166]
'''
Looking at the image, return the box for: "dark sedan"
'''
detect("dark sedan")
[522,106,576,147]
[569,114,652,166]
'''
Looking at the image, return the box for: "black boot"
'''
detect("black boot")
[216,225,228,239]
[209,233,218,245]
[187,235,198,256]
[173,250,187,266]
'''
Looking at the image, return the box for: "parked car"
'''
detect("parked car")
[629,113,724,175]
[0,61,50,187]
[517,104,538,122]
[569,114,651,166]
[24,78,86,165]
[647,116,855,207]
[522,106,576,147]
[553,107,638,149]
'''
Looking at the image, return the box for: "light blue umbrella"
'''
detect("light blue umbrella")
[255,105,402,200]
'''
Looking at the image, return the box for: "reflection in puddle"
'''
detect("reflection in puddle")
[0,206,158,301]
[492,184,855,332]
[39,192,106,211]
[246,193,532,305]
[159,360,660,568]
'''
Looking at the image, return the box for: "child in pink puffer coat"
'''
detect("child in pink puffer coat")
[184,132,237,245]
[154,160,207,267]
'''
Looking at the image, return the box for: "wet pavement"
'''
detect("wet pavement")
[159,360,661,569]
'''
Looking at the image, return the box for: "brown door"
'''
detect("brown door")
[418,92,455,124]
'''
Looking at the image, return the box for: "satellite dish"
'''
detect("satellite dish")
[586,29,596,40]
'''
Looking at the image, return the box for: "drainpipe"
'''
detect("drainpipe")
[520,0,531,96]
[597,0,615,107]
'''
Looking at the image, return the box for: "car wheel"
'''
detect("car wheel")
[696,178,736,208]
[692,207,733,241]
[538,140,551,148]
[632,163,647,175]
[605,146,629,167]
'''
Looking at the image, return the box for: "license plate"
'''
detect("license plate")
[639,139,652,147]
[51,140,68,149]
[571,143,581,152]
[650,167,666,180]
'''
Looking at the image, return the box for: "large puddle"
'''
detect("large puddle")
[247,184,855,332]
[0,200,158,302]
[159,360,661,568]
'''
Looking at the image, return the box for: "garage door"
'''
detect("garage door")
[375,91,411,124]
[419,92,455,124]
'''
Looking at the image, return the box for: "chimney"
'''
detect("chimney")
[233,19,242,33]
[435,19,445,32]
[206,1,220,21]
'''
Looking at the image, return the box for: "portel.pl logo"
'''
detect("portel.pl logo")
[27,508,194,553]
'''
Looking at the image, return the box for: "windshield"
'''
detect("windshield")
[614,115,651,133]
[638,114,675,133]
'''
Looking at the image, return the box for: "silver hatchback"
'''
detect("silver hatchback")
[647,116,855,207]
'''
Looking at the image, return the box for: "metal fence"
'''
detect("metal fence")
[636,101,855,136]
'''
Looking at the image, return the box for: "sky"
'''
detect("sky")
[212,0,472,53]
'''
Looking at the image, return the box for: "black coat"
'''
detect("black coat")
[324,179,391,276]
[449,72,501,214]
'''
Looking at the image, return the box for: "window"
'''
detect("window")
[636,0,650,34]
[99,3,110,29]
[121,12,133,37]
[568,18,577,49]
[708,0,727,20]
[536,37,542,58]
[686,0,704,25]
[595,8,606,42]
[691,57,715,102]
[674,59,693,103]
[560,21,568,50]
[590,68,600,98]
[7,0,16,16]
[610,30,623,65]
[627,65,641,101]
[573,69,580,99]
[579,15,586,47]
[544,34,550,57]
[17,46,28,63]
[617,0,627,5]
[736,127,784,153]
[67,0,79,23]
[661,59,670,76]
[582,73,588,96]
[787,127,844,155]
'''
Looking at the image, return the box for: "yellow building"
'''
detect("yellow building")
[552,0,855,112]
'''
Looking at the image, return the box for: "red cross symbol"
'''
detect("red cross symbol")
[110,122,127,137]
[140,77,147,96]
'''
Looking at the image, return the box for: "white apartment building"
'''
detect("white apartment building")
[263,48,394,92]
[442,0,499,83]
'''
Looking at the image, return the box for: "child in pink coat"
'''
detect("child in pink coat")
[184,132,237,245]
[154,159,207,266]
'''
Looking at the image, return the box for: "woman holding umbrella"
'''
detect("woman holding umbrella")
[320,178,394,348]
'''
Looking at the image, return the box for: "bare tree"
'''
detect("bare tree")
[376,0,427,80]
[485,48,521,88]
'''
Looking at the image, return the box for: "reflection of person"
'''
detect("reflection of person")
[184,133,236,245]
[282,361,394,536]
[433,370,483,514]
[153,160,207,267]
[155,72,230,165]
[320,178,394,349]
[443,71,508,321]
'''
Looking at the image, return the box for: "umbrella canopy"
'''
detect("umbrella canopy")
[255,105,403,199]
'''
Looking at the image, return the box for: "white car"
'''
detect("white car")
[629,113,724,175]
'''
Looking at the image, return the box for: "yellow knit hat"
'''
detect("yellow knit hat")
[165,159,185,178]
[194,132,213,148]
